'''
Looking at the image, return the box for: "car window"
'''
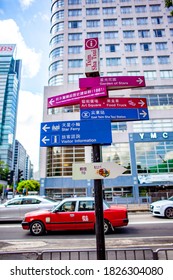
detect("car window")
[78,201,95,211]
[58,201,76,212]
[22,198,41,205]
[7,199,22,206]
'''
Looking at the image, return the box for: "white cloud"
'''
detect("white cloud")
[16,90,43,171]
[0,19,41,78]
[19,0,35,9]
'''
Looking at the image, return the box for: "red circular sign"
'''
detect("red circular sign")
[85,38,98,49]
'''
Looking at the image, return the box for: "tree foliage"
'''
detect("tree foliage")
[0,161,9,180]
[17,180,40,193]
[165,0,173,15]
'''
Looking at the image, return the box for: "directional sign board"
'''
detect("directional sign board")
[72,162,126,180]
[79,76,145,90]
[80,97,149,121]
[47,86,107,108]
[40,120,112,147]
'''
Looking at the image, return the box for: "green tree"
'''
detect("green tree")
[0,161,9,180]
[17,180,40,194]
[165,0,173,15]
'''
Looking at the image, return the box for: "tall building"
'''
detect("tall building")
[40,0,173,202]
[0,44,21,170]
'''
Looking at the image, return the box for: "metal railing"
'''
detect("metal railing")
[0,248,173,260]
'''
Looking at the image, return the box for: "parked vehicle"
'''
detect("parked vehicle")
[150,196,173,218]
[21,197,128,235]
[0,196,58,221]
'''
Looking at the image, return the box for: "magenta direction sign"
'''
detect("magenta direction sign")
[47,86,107,108]
[79,76,145,90]
[80,97,148,109]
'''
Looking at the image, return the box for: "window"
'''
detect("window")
[135,5,146,13]
[160,70,173,79]
[136,17,148,25]
[86,8,100,15]
[49,47,64,60]
[140,43,152,51]
[138,30,150,38]
[144,71,157,80]
[51,10,64,23]
[128,71,140,76]
[158,56,170,64]
[142,56,154,65]
[126,57,138,65]
[106,58,121,66]
[68,33,82,40]
[68,59,83,68]
[125,43,136,52]
[86,0,99,3]
[155,42,167,51]
[49,61,63,72]
[102,144,130,169]
[68,9,82,16]
[78,201,95,211]
[87,32,101,39]
[49,75,63,86]
[104,31,118,39]
[121,6,132,14]
[153,29,164,37]
[68,21,82,28]
[51,22,64,34]
[123,30,135,38]
[105,44,120,52]
[68,46,82,54]
[102,0,115,3]
[122,18,133,26]
[50,34,64,46]
[103,7,116,15]
[104,19,117,27]
[68,0,81,4]
[52,1,64,12]
[87,20,100,28]
[46,146,85,177]
[151,17,163,24]
[168,16,173,24]
[150,4,161,12]
[68,73,83,83]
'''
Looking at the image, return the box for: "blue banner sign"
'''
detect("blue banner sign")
[40,120,112,147]
[80,108,149,121]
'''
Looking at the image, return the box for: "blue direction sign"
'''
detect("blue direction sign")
[80,108,149,121]
[40,120,112,147]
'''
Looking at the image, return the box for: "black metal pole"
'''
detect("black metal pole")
[93,144,106,260]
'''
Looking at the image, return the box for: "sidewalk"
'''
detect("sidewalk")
[121,203,150,212]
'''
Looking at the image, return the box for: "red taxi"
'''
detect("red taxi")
[21,197,128,235]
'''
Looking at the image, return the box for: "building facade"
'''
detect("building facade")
[40,0,173,202]
[0,44,21,170]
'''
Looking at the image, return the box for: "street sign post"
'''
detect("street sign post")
[40,120,112,147]
[79,75,145,90]
[47,86,107,108]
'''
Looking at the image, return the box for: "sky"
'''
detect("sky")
[0,0,51,172]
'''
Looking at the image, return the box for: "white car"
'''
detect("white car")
[150,196,173,218]
[0,195,58,221]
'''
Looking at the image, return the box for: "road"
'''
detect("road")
[0,213,173,252]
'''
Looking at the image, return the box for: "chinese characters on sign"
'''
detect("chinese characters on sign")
[85,38,100,76]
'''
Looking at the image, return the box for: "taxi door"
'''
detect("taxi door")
[49,201,76,231]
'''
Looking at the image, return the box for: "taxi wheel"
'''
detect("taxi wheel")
[165,207,173,219]
[104,219,111,234]
[30,221,45,236]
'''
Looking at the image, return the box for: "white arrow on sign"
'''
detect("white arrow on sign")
[139,110,147,118]
[136,77,143,84]
[42,136,50,144]
[72,162,127,180]
[49,98,55,106]
[42,124,51,133]
[138,100,145,107]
